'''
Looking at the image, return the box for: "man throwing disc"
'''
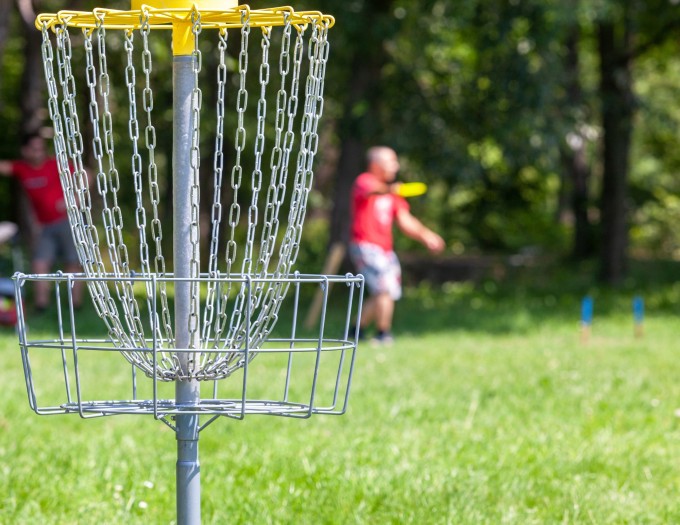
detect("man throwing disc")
[349,146,445,345]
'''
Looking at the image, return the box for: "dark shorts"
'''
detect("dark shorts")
[349,242,402,300]
[35,219,79,265]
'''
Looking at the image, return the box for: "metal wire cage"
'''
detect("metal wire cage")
[24,3,350,383]
[20,5,360,522]
[15,271,363,425]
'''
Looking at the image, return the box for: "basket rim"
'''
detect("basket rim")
[35,5,335,32]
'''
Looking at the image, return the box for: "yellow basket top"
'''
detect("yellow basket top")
[35,4,335,32]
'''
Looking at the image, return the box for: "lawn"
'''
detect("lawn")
[1,260,680,524]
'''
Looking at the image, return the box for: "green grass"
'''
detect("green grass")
[2,260,680,523]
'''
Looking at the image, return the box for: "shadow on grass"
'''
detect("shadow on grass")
[389,257,680,337]
[4,258,679,340]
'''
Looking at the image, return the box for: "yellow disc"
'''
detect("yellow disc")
[397,182,428,198]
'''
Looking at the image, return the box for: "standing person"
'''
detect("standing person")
[0,133,83,311]
[349,146,445,345]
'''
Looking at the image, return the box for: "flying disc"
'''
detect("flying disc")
[397,182,428,198]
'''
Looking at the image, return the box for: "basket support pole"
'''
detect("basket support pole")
[174,54,202,525]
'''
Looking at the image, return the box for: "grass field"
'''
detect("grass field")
[1,261,680,524]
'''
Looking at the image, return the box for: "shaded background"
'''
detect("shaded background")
[1,0,679,285]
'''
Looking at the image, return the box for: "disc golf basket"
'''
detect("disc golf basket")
[13,2,363,523]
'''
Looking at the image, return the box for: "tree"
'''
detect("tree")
[0,0,11,67]
[593,1,680,284]
[16,0,42,136]
[311,0,398,247]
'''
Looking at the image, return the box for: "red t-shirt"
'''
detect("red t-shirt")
[11,158,67,225]
[350,172,409,251]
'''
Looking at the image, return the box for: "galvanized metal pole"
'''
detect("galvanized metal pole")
[173,54,201,525]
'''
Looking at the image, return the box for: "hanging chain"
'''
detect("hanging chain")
[119,28,147,346]
[232,22,272,344]
[94,16,139,348]
[246,16,296,348]
[279,21,329,273]
[187,8,203,357]
[226,9,250,276]
[140,10,174,348]
[254,21,330,343]
[203,27,229,347]
[97,19,126,285]
[218,10,250,348]
[241,24,270,278]
[83,26,126,337]
[256,13,293,277]
[37,10,333,380]
[273,25,305,278]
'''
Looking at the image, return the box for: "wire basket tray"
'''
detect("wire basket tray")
[14,272,363,428]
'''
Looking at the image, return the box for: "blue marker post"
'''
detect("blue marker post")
[633,296,644,338]
[581,296,593,343]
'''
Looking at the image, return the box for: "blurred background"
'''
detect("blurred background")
[1,0,679,286]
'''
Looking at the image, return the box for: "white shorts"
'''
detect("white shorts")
[349,242,402,300]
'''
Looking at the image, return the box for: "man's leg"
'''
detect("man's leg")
[357,293,393,331]
[56,219,84,308]
[32,258,51,309]
[373,292,394,334]
[359,295,374,328]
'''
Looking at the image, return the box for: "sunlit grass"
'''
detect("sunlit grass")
[2,263,680,523]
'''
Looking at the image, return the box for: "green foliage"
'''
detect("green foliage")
[1,1,680,262]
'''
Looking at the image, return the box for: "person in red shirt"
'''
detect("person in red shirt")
[349,146,444,345]
[0,133,83,311]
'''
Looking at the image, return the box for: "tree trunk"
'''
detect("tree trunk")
[14,0,42,251]
[330,135,365,246]
[561,24,594,259]
[597,17,634,285]
[0,0,12,70]
[328,0,395,247]
[17,0,43,136]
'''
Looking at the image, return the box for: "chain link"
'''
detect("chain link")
[257,14,294,278]
[38,10,332,380]
[187,8,203,360]
[83,27,127,337]
[218,10,250,347]
[202,27,229,347]
[94,17,140,348]
[44,22,133,352]
[140,10,174,348]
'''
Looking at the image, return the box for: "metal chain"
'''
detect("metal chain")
[255,13,292,278]
[96,20,125,285]
[279,21,329,273]
[202,27,228,347]
[273,25,305,278]
[82,26,129,344]
[52,22,141,354]
[241,24,270,277]
[232,24,272,344]
[94,17,137,348]
[38,10,333,380]
[56,25,111,324]
[187,9,203,360]
[122,28,148,347]
[240,15,298,350]
[217,10,250,348]
[255,21,330,343]
[140,10,174,348]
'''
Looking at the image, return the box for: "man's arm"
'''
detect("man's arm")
[395,208,445,253]
[0,160,13,176]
